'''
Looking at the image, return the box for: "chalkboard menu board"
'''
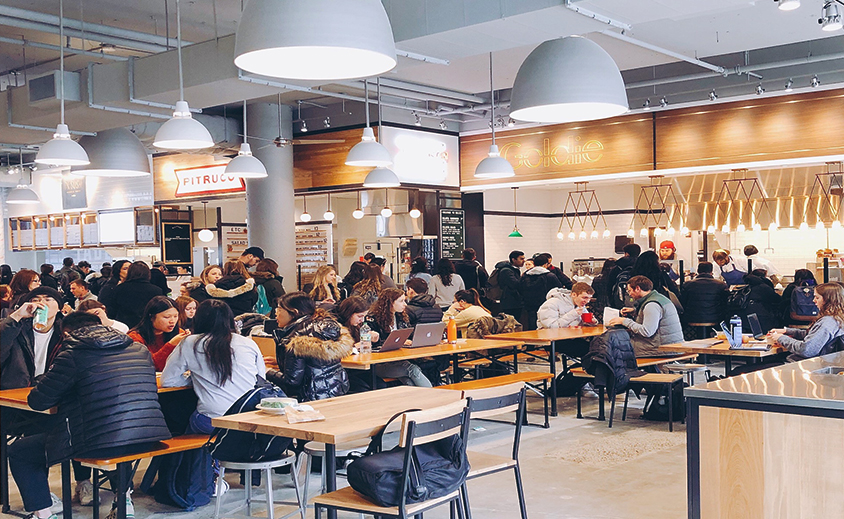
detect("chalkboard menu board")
[162,222,193,263]
[439,209,465,260]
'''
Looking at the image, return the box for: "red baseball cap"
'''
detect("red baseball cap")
[659,240,676,250]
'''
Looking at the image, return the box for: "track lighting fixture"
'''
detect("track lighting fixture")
[785,78,794,91]
[777,0,801,10]
[642,98,651,110]
[811,75,821,87]
[659,96,668,108]
[323,116,331,128]
[755,83,765,95]
[300,120,308,132]
[820,2,843,31]
[413,112,422,126]
[507,118,516,127]
[709,90,717,101]
[439,120,448,131]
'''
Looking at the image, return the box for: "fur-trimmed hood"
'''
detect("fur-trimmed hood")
[284,330,353,362]
[206,276,255,298]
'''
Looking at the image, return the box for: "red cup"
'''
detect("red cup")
[581,312,595,324]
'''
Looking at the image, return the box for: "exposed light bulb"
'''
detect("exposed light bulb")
[654,227,663,237]
[816,220,826,230]
[603,229,611,238]
[557,231,565,240]
[300,212,311,222]
[639,228,648,237]
[590,230,599,239]
[667,227,676,236]
[721,224,730,233]
[736,223,746,233]
[300,120,308,132]
[752,222,762,232]
[627,228,635,238]
[769,222,778,231]
[409,208,421,219]
[381,207,393,218]
[800,221,809,230]
[707,225,716,233]
[833,220,842,229]
[352,208,365,219]
[579,230,587,240]
[568,231,576,240]
[681,226,689,235]
[323,210,335,221]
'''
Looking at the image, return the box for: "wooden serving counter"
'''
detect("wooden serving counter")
[685,352,844,518]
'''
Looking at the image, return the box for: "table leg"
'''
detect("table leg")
[116,462,128,519]
[370,367,377,391]
[1,421,8,513]
[452,354,460,383]
[725,357,732,375]
[61,461,72,519]
[513,347,519,374]
[549,341,558,417]
[324,444,337,519]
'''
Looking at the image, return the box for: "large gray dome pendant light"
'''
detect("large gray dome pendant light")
[153,0,214,150]
[225,100,268,178]
[362,78,400,188]
[234,0,397,81]
[474,52,515,179]
[8,149,40,204]
[35,0,89,167]
[345,80,393,167]
[75,128,151,177]
[510,36,628,124]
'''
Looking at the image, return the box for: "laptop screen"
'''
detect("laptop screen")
[747,313,763,337]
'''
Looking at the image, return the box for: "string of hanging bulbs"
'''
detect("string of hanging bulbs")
[296,190,422,222]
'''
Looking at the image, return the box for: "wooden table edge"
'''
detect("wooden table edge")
[341,339,525,370]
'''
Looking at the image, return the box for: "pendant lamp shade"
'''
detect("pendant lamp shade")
[345,127,392,167]
[154,101,214,150]
[510,37,628,124]
[225,143,267,178]
[6,185,40,204]
[198,228,214,242]
[35,124,90,166]
[363,167,400,188]
[234,0,397,80]
[73,128,150,177]
[475,147,514,179]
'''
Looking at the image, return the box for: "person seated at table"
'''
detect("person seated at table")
[537,282,595,329]
[740,269,781,333]
[309,265,341,306]
[128,296,190,371]
[266,292,353,401]
[174,295,197,332]
[680,262,727,331]
[351,265,382,306]
[161,299,266,434]
[405,277,443,326]
[607,275,683,357]
[769,283,844,361]
[335,296,388,392]
[365,288,433,387]
[443,289,491,335]
[11,311,169,519]
[77,299,130,333]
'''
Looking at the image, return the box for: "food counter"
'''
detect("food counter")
[685,352,844,519]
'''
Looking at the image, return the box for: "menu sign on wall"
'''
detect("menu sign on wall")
[221,224,249,263]
[439,209,465,260]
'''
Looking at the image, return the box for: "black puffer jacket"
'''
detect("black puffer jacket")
[206,275,258,317]
[109,279,163,328]
[252,272,285,309]
[494,261,522,311]
[680,274,728,325]
[267,314,353,402]
[740,273,781,333]
[583,329,644,396]
[0,315,64,390]
[406,295,444,325]
[27,325,170,463]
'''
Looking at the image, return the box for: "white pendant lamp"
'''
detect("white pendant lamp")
[380,189,392,218]
[353,191,365,219]
[74,128,150,177]
[475,52,515,179]
[510,36,628,124]
[35,0,89,167]
[362,78,400,188]
[234,0,397,80]
[198,201,214,243]
[154,0,213,150]
[300,196,312,222]
[323,194,335,221]
[225,101,267,178]
[8,151,39,204]
[346,81,392,167]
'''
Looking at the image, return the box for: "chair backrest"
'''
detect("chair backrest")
[462,382,526,461]
[399,399,469,448]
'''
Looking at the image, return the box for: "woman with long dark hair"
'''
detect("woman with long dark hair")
[174,295,197,332]
[266,292,353,401]
[351,264,382,306]
[633,250,680,299]
[128,296,189,371]
[407,257,432,283]
[365,288,432,387]
[97,259,130,312]
[429,258,465,309]
[8,269,40,309]
[770,283,844,361]
[443,288,491,335]
[110,262,164,328]
[161,299,265,434]
[338,261,368,300]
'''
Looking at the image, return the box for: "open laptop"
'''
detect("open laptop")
[409,322,447,348]
[374,328,414,353]
[747,313,765,340]
[720,319,770,351]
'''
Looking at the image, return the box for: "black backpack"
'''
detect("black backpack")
[791,283,819,317]
[726,285,752,313]
[641,382,688,422]
[347,410,469,508]
[208,377,293,463]
[152,446,214,510]
[610,266,634,309]
[484,268,503,302]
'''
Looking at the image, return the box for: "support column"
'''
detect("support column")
[246,101,296,292]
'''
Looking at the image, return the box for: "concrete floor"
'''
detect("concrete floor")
[1,389,691,519]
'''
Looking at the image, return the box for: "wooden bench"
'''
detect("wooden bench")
[571,368,684,431]
[437,372,554,428]
[75,434,210,519]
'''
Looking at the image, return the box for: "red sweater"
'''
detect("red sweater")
[128,330,182,371]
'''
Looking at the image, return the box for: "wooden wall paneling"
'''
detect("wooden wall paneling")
[293,127,373,190]
[656,90,844,170]
[460,114,655,188]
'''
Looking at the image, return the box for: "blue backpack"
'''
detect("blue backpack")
[791,281,819,318]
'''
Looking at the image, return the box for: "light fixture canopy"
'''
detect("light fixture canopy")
[74,128,150,176]
[234,0,397,80]
[363,167,400,188]
[510,37,627,123]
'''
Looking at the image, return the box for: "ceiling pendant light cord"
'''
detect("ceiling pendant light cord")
[242,99,247,143]
[176,0,184,102]
[377,77,382,143]
[489,52,495,147]
[59,0,65,125]
[364,80,370,127]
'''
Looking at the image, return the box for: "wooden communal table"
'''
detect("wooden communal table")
[0,383,187,517]
[658,339,785,374]
[341,338,524,389]
[212,386,462,519]
[486,326,606,416]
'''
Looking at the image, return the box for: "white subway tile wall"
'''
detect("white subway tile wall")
[724,227,844,276]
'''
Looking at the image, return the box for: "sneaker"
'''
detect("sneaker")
[212,478,229,498]
[579,382,599,398]
[75,480,94,506]
[49,492,63,514]
[104,493,134,519]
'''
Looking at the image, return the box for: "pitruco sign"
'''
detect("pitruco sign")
[174,164,245,197]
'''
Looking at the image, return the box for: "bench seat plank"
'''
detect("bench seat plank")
[76,434,210,470]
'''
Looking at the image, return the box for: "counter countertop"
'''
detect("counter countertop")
[684,351,844,410]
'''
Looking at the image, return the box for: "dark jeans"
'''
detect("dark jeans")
[9,434,156,512]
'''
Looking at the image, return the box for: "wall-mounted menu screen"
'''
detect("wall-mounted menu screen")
[162,222,193,264]
[99,210,135,244]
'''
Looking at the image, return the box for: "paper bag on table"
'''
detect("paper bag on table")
[286,406,325,424]
[603,307,620,324]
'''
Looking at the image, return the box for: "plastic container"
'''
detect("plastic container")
[359,322,372,354]
[447,316,457,344]
[730,315,742,346]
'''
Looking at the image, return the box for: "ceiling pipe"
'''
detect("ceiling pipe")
[0,35,128,62]
[395,49,449,66]
[563,0,631,31]
[336,81,473,107]
[0,5,182,49]
[373,78,485,104]
[600,30,727,76]
[0,15,165,54]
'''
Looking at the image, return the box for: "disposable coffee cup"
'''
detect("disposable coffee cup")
[581,312,594,324]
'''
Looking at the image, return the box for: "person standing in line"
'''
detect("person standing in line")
[238,246,265,270]
[519,253,562,331]
[97,260,130,313]
[429,258,465,309]
[407,257,432,284]
[150,262,171,296]
[109,262,164,329]
[39,265,58,291]
[712,249,747,286]
[362,252,376,265]
[493,250,525,325]
[370,257,397,289]
[542,253,573,290]
[252,258,285,313]
[453,248,489,293]
[204,260,258,317]
[607,243,641,302]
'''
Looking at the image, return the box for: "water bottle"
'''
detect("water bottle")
[359,322,372,354]
[730,315,742,346]
[447,316,457,344]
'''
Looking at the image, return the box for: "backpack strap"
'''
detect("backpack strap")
[364,408,422,455]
